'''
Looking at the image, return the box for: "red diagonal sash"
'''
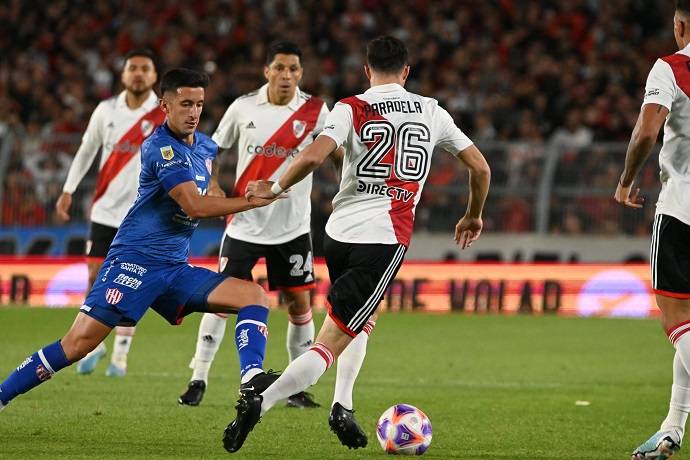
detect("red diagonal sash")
[92,106,166,203]
[232,96,324,198]
[661,54,690,98]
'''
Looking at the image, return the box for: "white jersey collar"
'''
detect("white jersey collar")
[116,90,158,111]
[365,83,405,94]
[257,83,302,111]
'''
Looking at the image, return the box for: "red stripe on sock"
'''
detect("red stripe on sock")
[362,320,376,336]
[667,320,690,345]
[288,310,313,325]
[310,343,334,368]
[672,327,690,346]
[667,320,690,338]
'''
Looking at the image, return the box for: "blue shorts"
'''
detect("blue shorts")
[81,255,227,328]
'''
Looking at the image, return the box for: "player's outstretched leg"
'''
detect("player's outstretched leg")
[328,318,375,448]
[0,313,111,409]
[179,313,228,406]
[283,289,319,408]
[106,325,135,377]
[206,277,277,393]
[223,315,352,452]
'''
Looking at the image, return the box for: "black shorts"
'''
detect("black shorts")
[218,233,315,292]
[651,214,690,298]
[324,234,406,337]
[86,222,118,259]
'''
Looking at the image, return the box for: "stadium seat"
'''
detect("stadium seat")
[475,251,502,262]
[65,236,86,255]
[532,252,560,262]
[26,237,54,255]
[0,237,17,254]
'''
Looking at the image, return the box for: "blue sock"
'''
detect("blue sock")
[0,340,70,405]
[234,305,269,379]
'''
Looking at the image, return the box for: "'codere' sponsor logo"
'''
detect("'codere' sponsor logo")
[247,143,298,158]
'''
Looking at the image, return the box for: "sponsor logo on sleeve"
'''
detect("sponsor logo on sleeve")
[205,158,213,175]
[160,145,174,160]
[646,88,660,97]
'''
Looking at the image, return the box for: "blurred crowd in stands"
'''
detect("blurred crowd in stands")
[0,0,675,235]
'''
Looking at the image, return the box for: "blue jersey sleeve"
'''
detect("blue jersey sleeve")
[150,143,194,192]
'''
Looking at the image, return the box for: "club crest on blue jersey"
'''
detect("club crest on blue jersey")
[160,145,174,160]
[105,288,124,305]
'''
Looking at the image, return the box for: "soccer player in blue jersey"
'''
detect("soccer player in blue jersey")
[0,68,283,413]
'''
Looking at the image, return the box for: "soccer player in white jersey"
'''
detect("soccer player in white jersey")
[616,2,690,459]
[178,42,332,408]
[223,36,491,453]
[55,49,163,377]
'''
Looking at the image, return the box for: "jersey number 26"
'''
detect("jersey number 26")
[357,120,431,181]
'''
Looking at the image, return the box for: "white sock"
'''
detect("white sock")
[111,334,133,369]
[332,322,373,410]
[661,332,690,441]
[190,313,227,383]
[286,310,314,362]
[261,343,334,416]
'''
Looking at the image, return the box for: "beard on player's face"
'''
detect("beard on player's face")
[126,82,154,96]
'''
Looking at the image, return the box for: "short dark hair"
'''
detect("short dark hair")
[123,48,157,69]
[678,0,690,15]
[366,36,408,74]
[266,41,302,65]
[160,68,209,95]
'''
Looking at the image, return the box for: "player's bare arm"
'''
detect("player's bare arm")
[246,135,337,199]
[330,146,345,169]
[169,181,281,218]
[455,144,490,249]
[207,159,226,198]
[55,193,73,221]
[614,103,668,209]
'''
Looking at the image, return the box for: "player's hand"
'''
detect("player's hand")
[614,180,644,209]
[247,193,286,208]
[55,192,72,222]
[454,215,483,249]
[245,180,278,200]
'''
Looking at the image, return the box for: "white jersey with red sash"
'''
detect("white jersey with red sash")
[212,84,329,244]
[319,83,473,247]
[643,42,690,226]
[62,91,164,228]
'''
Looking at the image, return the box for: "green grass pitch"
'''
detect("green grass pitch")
[0,307,677,459]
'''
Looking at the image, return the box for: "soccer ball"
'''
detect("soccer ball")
[376,404,432,455]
